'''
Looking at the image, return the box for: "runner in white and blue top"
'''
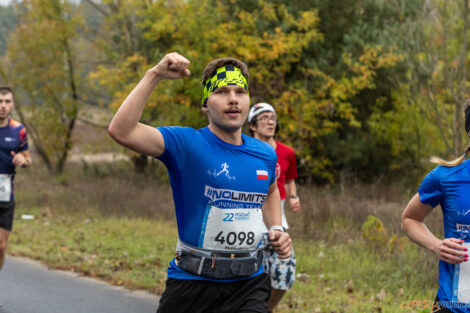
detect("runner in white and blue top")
[402,100,470,313]
[108,52,292,313]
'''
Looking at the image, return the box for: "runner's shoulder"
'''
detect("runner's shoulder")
[8,119,25,130]
[430,159,469,182]
[157,126,200,140]
[243,135,276,159]
[275,140,295,154]
[157,125,197,133]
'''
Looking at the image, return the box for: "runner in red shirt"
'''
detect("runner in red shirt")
[248,102,300,313]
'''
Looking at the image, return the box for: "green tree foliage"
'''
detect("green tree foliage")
[367,0,470,179]
[398,0,469,155]
[90,0,403,182]
[0,4,16,56]
[286,0,421,182]
[3,0,86,173]
[2,0,468,183]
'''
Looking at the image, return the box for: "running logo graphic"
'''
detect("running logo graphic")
[208,162,236,181]
[457,209,470,217]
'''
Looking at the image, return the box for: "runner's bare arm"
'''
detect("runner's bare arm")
[402,193,468,264]
[108,53,191,157]
[263,182,282,228]
[285,179,300,213]
[263,182,292,258]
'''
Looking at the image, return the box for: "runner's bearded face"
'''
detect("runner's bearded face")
[0,93,14,120]
[202,66,250,132]
[253,112,277,139]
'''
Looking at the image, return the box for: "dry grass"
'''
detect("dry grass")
[16,159,445,244]
[287,182,444,243]
[16,160,175,220]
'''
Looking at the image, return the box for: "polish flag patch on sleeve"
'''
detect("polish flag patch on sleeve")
[256,170,269,180]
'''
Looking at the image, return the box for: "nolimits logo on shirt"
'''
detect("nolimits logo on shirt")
[457,224,470,233]
[4,137,15,142]
[204,185,267,204]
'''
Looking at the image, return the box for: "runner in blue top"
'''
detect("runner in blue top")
[108,52,292,313]
[0,86,32,307]
[402,100,470,313]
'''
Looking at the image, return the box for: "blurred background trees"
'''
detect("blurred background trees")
[0,0,469,183]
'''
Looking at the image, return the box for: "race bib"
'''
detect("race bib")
[201,206,265,251]
[0,174,12,202]
[453,242,470,304]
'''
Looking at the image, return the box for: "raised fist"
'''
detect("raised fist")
[149,52,191,80]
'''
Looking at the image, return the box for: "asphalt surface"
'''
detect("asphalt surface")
[0,256,158,313]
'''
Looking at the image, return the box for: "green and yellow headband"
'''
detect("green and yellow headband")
[202,65,249,106]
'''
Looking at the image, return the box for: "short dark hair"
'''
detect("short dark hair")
[248,119,258,136]
[0,86,12,95]
[201,57,249,86]
[248,112,280,136]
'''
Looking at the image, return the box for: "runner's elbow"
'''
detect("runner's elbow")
[108,123,125,142]
[400,215,413,235]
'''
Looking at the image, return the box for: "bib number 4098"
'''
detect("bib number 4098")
[215,231,255,246]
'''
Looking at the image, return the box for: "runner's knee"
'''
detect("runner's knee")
[0,236,7,250]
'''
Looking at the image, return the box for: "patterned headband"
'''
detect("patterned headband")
[202,66,249,106]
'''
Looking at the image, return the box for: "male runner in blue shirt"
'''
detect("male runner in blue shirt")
[109,52,292,313]
[0,86,32,306]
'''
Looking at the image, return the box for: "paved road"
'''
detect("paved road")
[0,256,158,313]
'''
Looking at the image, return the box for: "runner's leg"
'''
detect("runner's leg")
[0,227,10,271]
[264,246,296,312]
[267,289,287,312]
[224,273,270,313]
[0,200,14,271]
[156,278,223,313]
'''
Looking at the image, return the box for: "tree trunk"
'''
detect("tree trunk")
[455,0,468,155]
[56,37,78,173]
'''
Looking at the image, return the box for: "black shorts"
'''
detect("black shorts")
[156,273,271,313]
[0,199,15,231]
[432,296,454,313]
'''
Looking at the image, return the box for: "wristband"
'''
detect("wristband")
[269,226,284,232]
[288,195,299,200]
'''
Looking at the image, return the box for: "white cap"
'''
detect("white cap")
[248,103,276,123]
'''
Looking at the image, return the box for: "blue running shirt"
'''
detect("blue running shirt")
[157,126,277,281]
[419,160,470,312]
[0,119,28,201]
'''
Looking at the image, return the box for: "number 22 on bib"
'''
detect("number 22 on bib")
[200,206,265,251]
